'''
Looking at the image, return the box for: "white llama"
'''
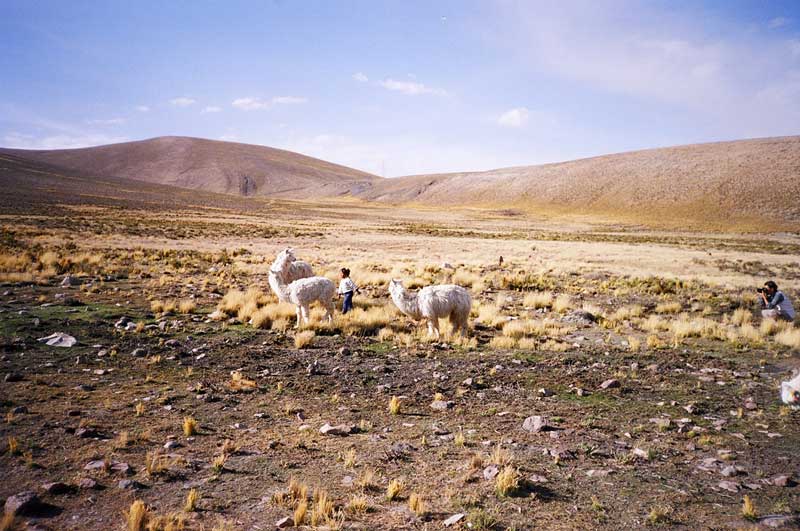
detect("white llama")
[389,279,472,338]
[268,248,314,302]
[269,251,335,328]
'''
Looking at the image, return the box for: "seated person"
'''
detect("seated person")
[759,280,795,321]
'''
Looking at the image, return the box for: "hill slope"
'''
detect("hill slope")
[359,136,800,228]
[0,136,380,198]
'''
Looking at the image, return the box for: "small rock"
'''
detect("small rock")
[338,347,351,356]
[600,379,620,389]
[720,465,740,477]
[744,397,757,410]
[430,400,454,411]
[84,459,108,471]
[73,384,94,392]
[758,515,800,528]
[164,440,181,450]
[4,491,41,515]
[37,332,77,347]
[5,373,24,382]
[522,415,554,433]
[538,388,554,397]
[164,339,181,348]
[276,516,293,528]
[443,513,465,527]
[118,479,144,490]
[319,423,352,436]
[131,348,147,358]
[111,462,132,475]
[717,480,739,493]
[585,469,612,478]
[650,418,671,431]
[483,465,499,480]
[60,275,77,287]
[528,474,548,484]
[11,406,28,415]
[771,475,797,487]
[77,477,98,490]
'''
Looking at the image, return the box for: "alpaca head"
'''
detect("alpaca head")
[271,248,296,274]
[389,279,405,297]
[781,379,800,407]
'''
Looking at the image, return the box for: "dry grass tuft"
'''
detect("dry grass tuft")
[489,335,517,349]
[211,453,227,473]
[127,500,149,531]
[135,402,145,417]
[183,416,198,436]
[490,445,513,466]
[655,302,681,314]
[647,505,670,525]
[229,370,257,391]
[7,436,20,456]
[776,327,800,349]
[741,495,757,521]
[552,294,572,313]
[731,308,752,326]
[523,291,553,309]
[495,466,521,496]
[178,299,196,314]
[293,500,308,527]
[294,330,315,349]
[184,489,199,512]
[408,493,426,516]
[628,336,641,351]
[388,396,402,415]
[386,478,406,501]
[358,468,379,490]
[347,494,369,514]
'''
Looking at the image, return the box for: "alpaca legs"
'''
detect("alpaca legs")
[294,306,302,329]
[325,300,335,322]
[427,319,440,339]
[300,305,310,325]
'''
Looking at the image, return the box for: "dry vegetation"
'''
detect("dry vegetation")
[0,179,799,530]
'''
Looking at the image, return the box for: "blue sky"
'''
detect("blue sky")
[1,1,799,176]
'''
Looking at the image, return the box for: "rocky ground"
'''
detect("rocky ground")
[2,260,800,531]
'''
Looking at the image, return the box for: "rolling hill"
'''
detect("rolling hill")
[358,136,800,228]
[0,136,380,198]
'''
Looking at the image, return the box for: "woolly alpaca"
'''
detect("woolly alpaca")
[781,372,800,409]
[268,248,314,302]
[269,254,334,328]
[389,279,472,338]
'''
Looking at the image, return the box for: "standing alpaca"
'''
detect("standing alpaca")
[269,252,335,328]
[268,248,314,302]
[389,279,472,338]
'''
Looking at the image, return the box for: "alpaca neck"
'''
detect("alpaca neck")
[392,288,421,319]
[269,272,292,302]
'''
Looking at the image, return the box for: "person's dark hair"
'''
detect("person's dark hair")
[341,267,350,277]
[765,280,778,291]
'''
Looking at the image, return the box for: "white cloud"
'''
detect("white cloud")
[86,118,125,125]
[135,105,150,112]
[378,78,447,96]
[169,97,196,107]
[789,39,800,57]
[353,72,369,82]
[232,96,307,110]
[3,132,127,150]
[201,106,222,113]
[768,17,789,29]
[497,107,529,127]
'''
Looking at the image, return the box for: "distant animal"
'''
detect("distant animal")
[389,279,472,338]
[781,372,800,409]
[269,251,334,328]
[268,248,314,302]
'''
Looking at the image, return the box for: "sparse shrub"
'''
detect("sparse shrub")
[518,337,537,349]
[490,445,513,466]
[454,431,466,447]
[211,453,227,473]
[776,327,800,349]
[294,330,315,348]
[647,505,670,525]
[739,323,762,344]
[229,370,257,391]
[358,468,378,490]
[310,489,335,525]
[342,448,357,468]
[347,495,369,514]
[178,299,196,314]
[272,317,290,332]
[489,336,517,349]
[7,436,20,456]
[377,327,395,341]
[135,402,145,416]
[495,465,520,496]
[293,500,308,526]
[150,300,165,313]
[467,508,498,530]
[741,495,757,520]
[628,336,641,351]
[731,308,752,326]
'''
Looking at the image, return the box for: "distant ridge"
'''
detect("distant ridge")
[0,136,380,198]
[356,136,800,228]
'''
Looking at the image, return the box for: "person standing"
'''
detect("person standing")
[338,268,358,314]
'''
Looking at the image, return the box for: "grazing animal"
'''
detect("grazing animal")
[268,248,314,302]
[389,279,472,338]
[781,372,800,409]
[269,251,334,328]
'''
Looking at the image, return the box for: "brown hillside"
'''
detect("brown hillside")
[0,136,379,198]
[358,136,800,228]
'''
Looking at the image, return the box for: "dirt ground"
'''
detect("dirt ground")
[1,195,800,531]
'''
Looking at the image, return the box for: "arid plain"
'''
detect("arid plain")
[1,143,800,531]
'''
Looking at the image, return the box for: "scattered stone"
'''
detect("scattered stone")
[75,428,101,438]
[522,415,555,433]
[276,516,293,528]
[483,465,499,480]
[164,440,181,450]
[4,491,41,516]
[744,397,757,410]
[111,462,132,475]
[443,513,465,527]
[164,339,181,348]
[538,388,554,397]
[758,515,800,528]
[430,400,454,411]
[73,384,94,392]
[338,347,351,356]
[60,275,78,287]
[600,379,620,390]
[319,423,353,436]
[650,418,671,431]
[118,479,144,490]
[125,322,138,331]
[585,469,612,478]
[67,410,81,417]
[131,348,147,358]
[77,478,98,490]
[11,406,28,415]
[717,480,739,493]
[771,475,797,487]
[562,310,595,325]
[84,460,108,471]
[37,332,77,347]
[528,474,548,484]
[5,373,24,382]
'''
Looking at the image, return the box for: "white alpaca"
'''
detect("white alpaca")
[269,251,334,328]
[389,279,472,338]
[268,248,314,302]
[781,372,800,409]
